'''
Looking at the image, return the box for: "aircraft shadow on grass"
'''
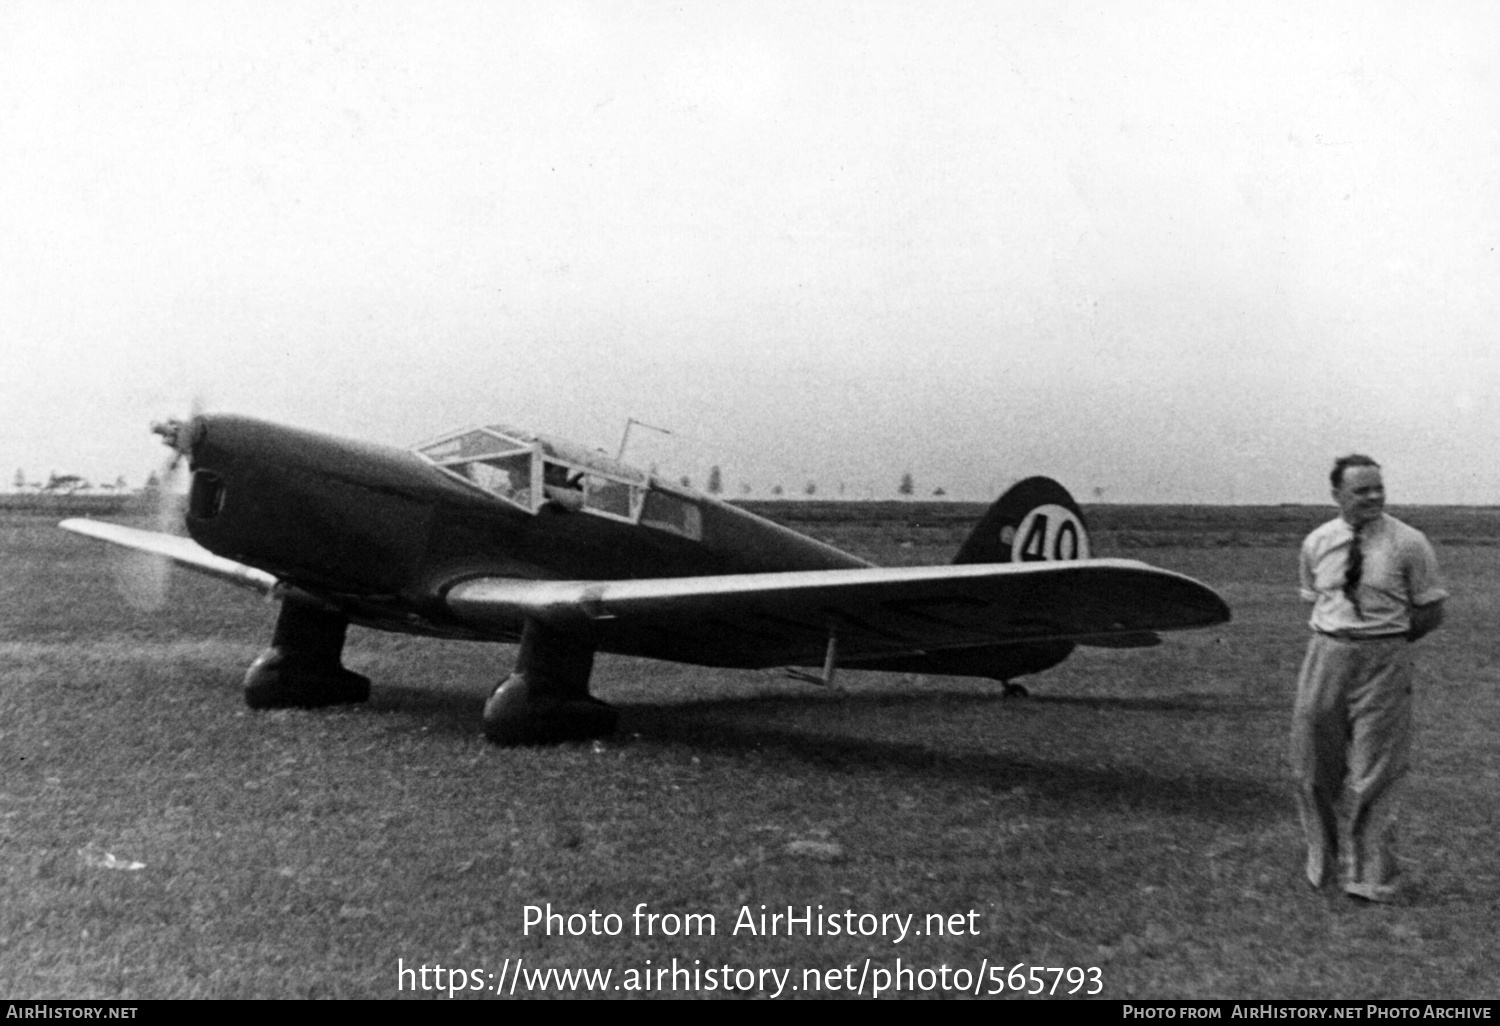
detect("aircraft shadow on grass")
[1030,693,1268,714]
[363,682,1278,822]
[620,697,1282,822]
[61,412,1230,747]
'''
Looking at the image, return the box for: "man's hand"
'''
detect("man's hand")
[1407,600,1445,642]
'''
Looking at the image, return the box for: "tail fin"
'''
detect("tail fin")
[954,476,1091,565]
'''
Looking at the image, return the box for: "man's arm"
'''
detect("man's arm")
[1408,600,1445,642]
[1298,538,1318,603]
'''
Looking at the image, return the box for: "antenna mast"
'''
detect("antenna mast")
[617,417,672,460]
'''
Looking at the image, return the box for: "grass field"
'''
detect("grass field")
[2,504,1497,999]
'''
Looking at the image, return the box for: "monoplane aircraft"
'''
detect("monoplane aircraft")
[61,414,1230,744]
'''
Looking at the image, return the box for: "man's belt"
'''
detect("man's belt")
[1314,629,1408,642]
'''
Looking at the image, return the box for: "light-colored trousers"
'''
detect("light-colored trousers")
[1289,633,1413,890]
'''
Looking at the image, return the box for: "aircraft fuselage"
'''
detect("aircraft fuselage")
[182,415,865,639]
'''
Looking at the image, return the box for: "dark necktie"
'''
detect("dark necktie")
[1343,524,1364,616]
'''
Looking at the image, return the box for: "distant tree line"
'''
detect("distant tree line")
[655,464,948,501]
[10,469,131,493]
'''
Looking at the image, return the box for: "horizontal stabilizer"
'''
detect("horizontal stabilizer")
[58,519,280,596]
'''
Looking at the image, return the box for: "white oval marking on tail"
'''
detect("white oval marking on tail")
[1010,504,1090,562]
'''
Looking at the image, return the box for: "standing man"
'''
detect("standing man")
[1292,455,1448,903]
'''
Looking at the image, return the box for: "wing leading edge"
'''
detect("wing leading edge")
[58,519,1229,677]
[444,559,1231,670]
[58,519,280,595]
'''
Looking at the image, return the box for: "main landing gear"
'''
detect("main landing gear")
[243,592,371,709]
[482,618,617,745]
[243,597,614,745]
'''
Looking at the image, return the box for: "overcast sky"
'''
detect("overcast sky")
[3,1,1496,503]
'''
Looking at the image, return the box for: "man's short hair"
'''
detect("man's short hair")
[1331,454,1380,489]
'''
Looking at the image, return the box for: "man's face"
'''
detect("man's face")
[1333,465,1385,526]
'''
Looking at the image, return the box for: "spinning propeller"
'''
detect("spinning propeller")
[116,400,204,610]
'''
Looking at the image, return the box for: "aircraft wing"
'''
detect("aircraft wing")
[58,519,280,595]
[444,559,1230,670]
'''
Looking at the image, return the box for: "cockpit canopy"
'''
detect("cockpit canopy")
[412,425,702,539]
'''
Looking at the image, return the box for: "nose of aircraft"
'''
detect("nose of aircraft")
[188,413,463,493]
[180,413,444,595]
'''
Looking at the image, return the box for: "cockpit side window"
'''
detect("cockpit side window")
[640,488,703,540]
[467,452,535,508]
[414,428,539,512]
[582,474,637,520]
[413,425,651,524]
[541,461,585,512]
[538,463,642,522]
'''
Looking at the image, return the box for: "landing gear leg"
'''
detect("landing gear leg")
[483,618,615,745]
[244,592,371,709]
